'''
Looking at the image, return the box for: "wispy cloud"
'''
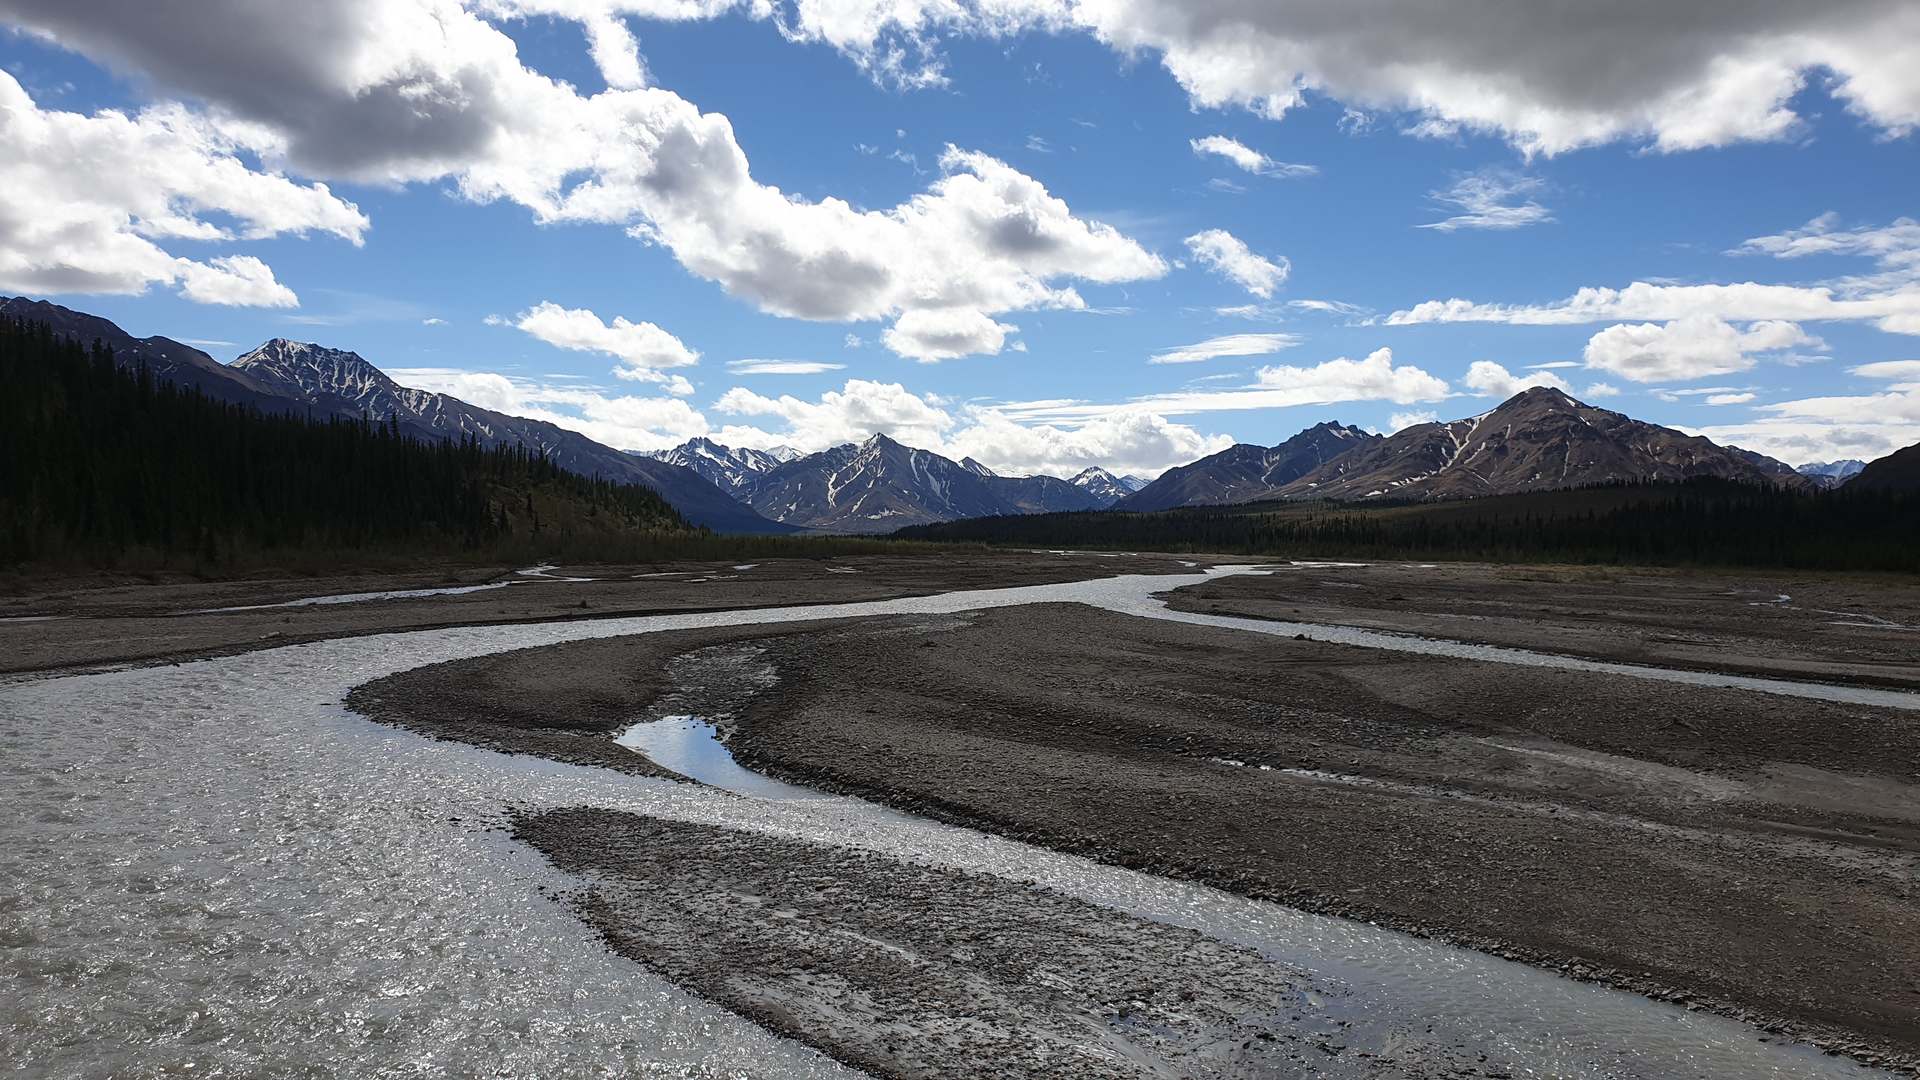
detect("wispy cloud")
[726,359,848,375]
[1185,230,1290,298]
[1150,331,1302,365]
[1189,135,1317,178]
[1418,169,1554,232]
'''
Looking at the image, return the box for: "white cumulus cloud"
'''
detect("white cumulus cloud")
[1688,388,1920,464]
[997,347,1451,424]
[510,301,699,394]
[943,409,1234,479]
[1850,359,1920,383]
[1582,315,1818,382]
[1462,360,1570,397]
[174,255,301,308]
[386,366,709,451]
[0,71,363,306]
[1,0,1162,359]
[881,307,1018,362]
[711,377,1233,477]
[553,0,1920,155]
[714,378,957,451]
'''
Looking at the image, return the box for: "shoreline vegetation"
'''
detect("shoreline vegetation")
[897,480,1920,573]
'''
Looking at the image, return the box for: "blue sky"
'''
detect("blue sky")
[3,1,1918,476]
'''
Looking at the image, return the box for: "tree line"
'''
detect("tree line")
[897,479,1920,573]
[0,317,693,569]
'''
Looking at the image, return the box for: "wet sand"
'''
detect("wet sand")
[354,578,1920,1072]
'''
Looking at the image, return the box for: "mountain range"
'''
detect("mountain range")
[10,295,1914,536]
[1116,422,1375,511]
[1796,459,1867,488]
[2,297,786,533]
[644,436,802,496]
[230,339,788,533]
[1266,387,1809,501]
[1068,467,1149,504]
[648,433,1121,533]
[642,437,1152,533]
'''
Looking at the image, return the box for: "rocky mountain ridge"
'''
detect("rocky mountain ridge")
[1116,422,1377,512]
[1274,388,1807,502]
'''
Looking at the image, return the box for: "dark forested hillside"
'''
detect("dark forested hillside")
[1848,441,1920,494]
[0,318,695,568]
[897,480,1920,572]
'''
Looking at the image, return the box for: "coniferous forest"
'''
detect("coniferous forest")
[898,479,1920,572]
[0,318,700,569]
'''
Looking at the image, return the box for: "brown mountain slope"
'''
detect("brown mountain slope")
[1278,387,1805,501]
[1115,422,1378,511]
[1849,441,1920,493]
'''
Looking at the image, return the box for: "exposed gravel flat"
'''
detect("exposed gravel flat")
[354,576,1920,1071]
[516,807,1504,1079]
[711,605,1920,1068]
[1162,561,1920,688]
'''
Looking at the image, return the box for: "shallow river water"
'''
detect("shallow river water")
[2,566,1909,1078]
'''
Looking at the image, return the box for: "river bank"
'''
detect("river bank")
[0,550,1204,675]
[352,571,1920,1072]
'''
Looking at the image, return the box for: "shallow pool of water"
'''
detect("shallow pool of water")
[617,715,827,800]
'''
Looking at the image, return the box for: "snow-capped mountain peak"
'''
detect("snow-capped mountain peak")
[229,336,782,532]
[646,437,808,495]
[1796,459,1866,483]
[1067,467,1139,507]
[652,434,1108,532]
[232,338,406,416]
